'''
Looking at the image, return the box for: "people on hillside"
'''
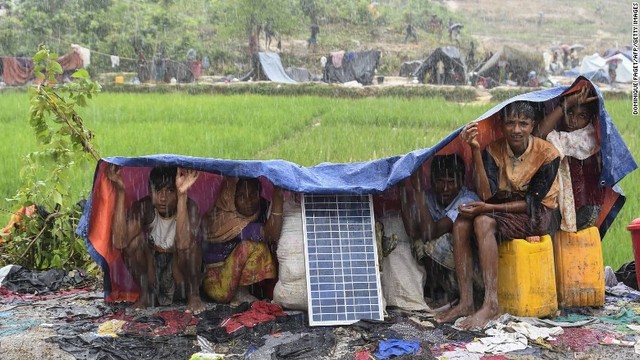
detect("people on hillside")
[405,22,418,43]
[448,18,454,41]
[436,101,560,329]
[527,71,539,87]
[264,22,274,50]
[107,165,206,313]
[430,15,443,39]
[436,59,445,85]
[535,85,603,233]
[308,23,320,50]
[498,56,508,84]
[608,59,618,89]
[467,40,476,66]
[400,154,480,303]
[201,177,284,305]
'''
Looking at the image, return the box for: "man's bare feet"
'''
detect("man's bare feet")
[457,305,500,330]
[186,297,206,314]
[435,303,474,324]
[130,297,150,310]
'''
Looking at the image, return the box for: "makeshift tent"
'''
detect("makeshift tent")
[2,49,85,86]
[563,66,610,84]
[323,50,380,85]
[137,59,196,84]
[285,66,315,82]
[475,45,544,85]
[603,49,632,61]
[399,60,422,77]
[579,53,633,83]
[78,76,636,303]
[248,52,296,84]
[413,47,467,85]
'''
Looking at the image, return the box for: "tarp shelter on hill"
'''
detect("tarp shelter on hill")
[137,59,196,84]
[413,47,467,85]
[78,76,636,303]
[580,53,633,83]
[399,60,422,77]
[476,45,544,85]
[249,52,296,84]
[323,50,381,85]
[2,50,85,86]
[603,49,632,61]
[564,66,610,84]
[285,66,315,82]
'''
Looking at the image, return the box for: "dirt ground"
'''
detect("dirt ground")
[2,284,640,360]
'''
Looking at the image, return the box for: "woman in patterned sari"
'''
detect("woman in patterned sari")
[201,177,284,304]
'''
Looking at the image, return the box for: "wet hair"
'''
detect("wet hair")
[430,154,465,184]
[501,101,538,123]
[148,166,177,191]
[236,177,262,193]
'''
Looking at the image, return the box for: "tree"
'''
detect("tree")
[212,0,300,56]
[2,46,101,271]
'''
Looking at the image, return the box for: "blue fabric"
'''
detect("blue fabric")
[77,77,636,295]
[374,339,420,359]
[96,78,634,193]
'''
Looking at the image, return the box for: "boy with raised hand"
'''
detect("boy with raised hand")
[108,165,205,314]
[436,101,560,329]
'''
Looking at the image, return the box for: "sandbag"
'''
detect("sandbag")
[272,196,308,310]
[380,212,429,311]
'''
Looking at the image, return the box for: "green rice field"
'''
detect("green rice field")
[0,91,636,269]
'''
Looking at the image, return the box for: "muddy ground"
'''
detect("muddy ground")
[2,283,640,360]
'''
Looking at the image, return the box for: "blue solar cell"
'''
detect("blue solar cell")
[303,194,383,326]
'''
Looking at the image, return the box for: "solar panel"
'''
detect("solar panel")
[302,194,384,326]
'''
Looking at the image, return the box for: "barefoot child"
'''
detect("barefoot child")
[436,101,560,329]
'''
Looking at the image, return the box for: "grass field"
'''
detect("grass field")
[0,91,636,269]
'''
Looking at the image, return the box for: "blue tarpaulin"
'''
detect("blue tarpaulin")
[78,76,636,302]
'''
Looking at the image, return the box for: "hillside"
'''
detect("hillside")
[267,0,628,78]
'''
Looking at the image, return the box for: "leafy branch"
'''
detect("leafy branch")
[1,46,101,271]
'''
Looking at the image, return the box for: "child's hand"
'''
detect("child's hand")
[106,164,125,190]
[176,168,199,194]
[461,122,480,150]
[564,86,598,109]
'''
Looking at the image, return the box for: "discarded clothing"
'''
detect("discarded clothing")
[374,339,420,359]
[222,301,285,334]
[465,328,528,354]
[124,310,198,336]
[272,330,336,359]
[49,333,198,360]
[0,265,87,294]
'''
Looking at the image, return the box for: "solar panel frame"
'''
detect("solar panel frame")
[302,193,384,326]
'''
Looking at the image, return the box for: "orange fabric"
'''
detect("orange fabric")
[1,205,36,244]
[57,51,83,71]
[2,57,33,86]
[88,163,139,302]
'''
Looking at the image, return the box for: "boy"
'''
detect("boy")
[436,102,560,329]
[400,154,479,300]
[108,165,205,313]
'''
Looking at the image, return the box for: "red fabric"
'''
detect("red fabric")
[223,300,285,333]
[57,51,83,71]
[2,57,33,86]
[0,287,92,303]
[569,155,605,208]
[190,61,202,78]
[355,350,371,360]
[123,309,198,336]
